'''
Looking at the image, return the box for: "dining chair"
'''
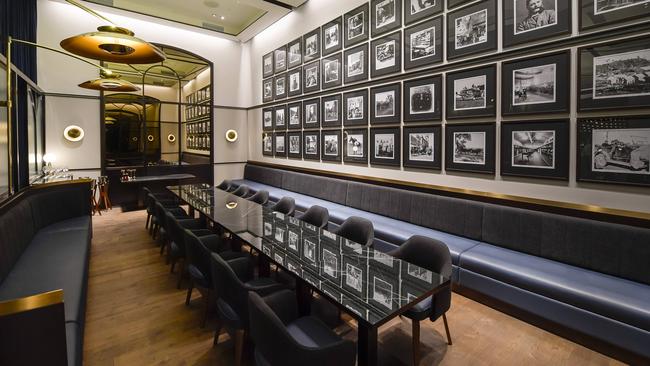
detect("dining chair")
[217,179,233,192]
[232,185,250,198]
[296,205,329,228]
[270,196,296,216]
[333,216,374,247]
[247,190,270,205]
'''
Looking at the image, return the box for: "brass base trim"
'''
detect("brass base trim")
[0,289,64,316]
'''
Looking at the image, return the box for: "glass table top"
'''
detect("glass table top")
[168,184,450,327]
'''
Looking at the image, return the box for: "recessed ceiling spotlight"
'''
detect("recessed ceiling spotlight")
[212,13,217,17]
[220,16,225,20]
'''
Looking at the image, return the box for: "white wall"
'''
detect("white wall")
[244,0,650,214]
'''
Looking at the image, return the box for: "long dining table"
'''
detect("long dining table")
[167,183,451,366]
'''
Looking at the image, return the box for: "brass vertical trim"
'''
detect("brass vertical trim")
[6,36,13,195]
[0,289,64,316]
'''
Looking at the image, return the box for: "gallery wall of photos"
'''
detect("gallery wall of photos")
[260,0,650,187]
[185,85,212,155]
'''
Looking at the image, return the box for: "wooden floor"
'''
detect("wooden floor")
[84,209,622,366]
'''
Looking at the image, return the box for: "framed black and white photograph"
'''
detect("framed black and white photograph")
[288,102,302,130]
[371,83,401,124]
[274,132,287,157]
[263,107,273,131]
[369,274,397,311]
[405,0,443,25]
[263,78,274,103]
[303,98,320,129]
[577,116,650,187]
[303,131,320,160]
[321,130,342,162]
[371,31,402,78]
[372,0,403,37]
[579,37,650,111]
[344,128,368,163]
[448,0,474,9]
[274,73,287,100]
[404,16,443,70]
[503,0,571,48]
[322,53,342,89]
[344,43,369,84]
[288,132,302,159]
[343,259,368,297]
[287,68,302,97]
[371,127,401,166]
[303,60,321,94]
[403,125,442,169]
[344,3,369,48]
[263,52,274,78]
[344,89,369,126]
[287,37,302,69]
[502,51,570,115]
[303,28,321,63]
[274,45,287,73]
[321,94,342,127]
[321,247,340,280]
[403,75,442,122]
[501,119,569,180]
[322,17,343,56]
[287,226,301,255]
[447,0,497,60]
[445,123,496,174]
[262,132,273,156]
[446,64,497,119]
[580,0,650,30]
[273,104,287,131]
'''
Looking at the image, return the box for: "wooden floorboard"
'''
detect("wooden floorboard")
[84,209,622,366]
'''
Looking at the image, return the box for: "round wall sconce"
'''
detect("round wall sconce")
[63,125,85,142]
[167,134,176,143]
[225,129,238,143]
[226,201,238,209]
[147,134,154,142]
[132,136,138,142]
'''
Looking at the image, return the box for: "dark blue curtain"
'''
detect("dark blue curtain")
[1,0,38,82]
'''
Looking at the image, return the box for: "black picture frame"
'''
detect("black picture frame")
[371,83,401,125]
[263,51,274,78]
[262,132,273,156]
[287,37,303,69]
[287,131,302,159]
[503,0,571,48]
[501,50,570,116]
[403,125,442,170]
[344,89,369,126]
[274,73,287,100]
[303,131,320,160]
[262,78,274,103]
[303,60,321,94]
[404,0,443,25]
[448,0,473,9]
[303,98,320,129]
[404,16,443,70]
[577,116,650,187]
[371,31,402,78]
[274,132,287,157]
[447,0,497,60]
[403,75,442,122]
[580,0,650,30]
[371,0,403,37]
[343,128,369,163]
[344,3,370,48]
[344,43,369,84]
[322,94,342,127]
[274,45,287,73]
[322,17,343,56]
[273,104,287,131]
[370,127,401,166]
[321,130,342,162]
[287,102,302,130]
[501,119,570,180]
[303,28,321,63]
[322,52,342,90]
[445,64,497,119]
[578,36,650,112]
[262,107,273,131]
[287,68,302,97]
[445,122,496,174]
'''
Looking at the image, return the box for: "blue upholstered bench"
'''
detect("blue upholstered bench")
[227,163,650,362]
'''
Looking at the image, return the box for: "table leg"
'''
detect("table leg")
[357,322,378,366]
[295,282,312,316]
[258,255,271,278]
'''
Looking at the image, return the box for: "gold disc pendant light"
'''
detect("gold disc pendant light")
[78,70,140,92]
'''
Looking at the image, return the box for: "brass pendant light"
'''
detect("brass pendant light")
[78,70,140,92]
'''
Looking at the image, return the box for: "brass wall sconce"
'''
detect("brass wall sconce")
[63,125,85,142]
[147,135,155,142]
[225,129,238,143]
[167,134,176,143]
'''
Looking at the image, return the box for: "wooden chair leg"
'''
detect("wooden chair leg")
[201,290,212,328]
[442,313,452,346]
[145,214,151,229]
[234,329,245,366]
[177,261,185,289]
[170,258,176,274]
[185,282,193,306]
[412,319,420,366]
[213,317,222,347]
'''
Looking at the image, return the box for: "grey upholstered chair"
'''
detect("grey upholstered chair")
[389,235,453,365]
[296,205,329,228]
[333,216,374,247]
[248,290,356,366]
[247,190,269,205]
[231,184,250,198]
[270,196,296,216]
[216,179,233,192]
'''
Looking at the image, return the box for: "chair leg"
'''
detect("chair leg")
[442,313,452,346]
[185,281,193,306]
[170,258,176,274]
[177,261,185,289]
[234,329,245,366]
[201,290,212,328]
[213,317,222,347]
[412,319,421,366]
[145,214,151,229]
